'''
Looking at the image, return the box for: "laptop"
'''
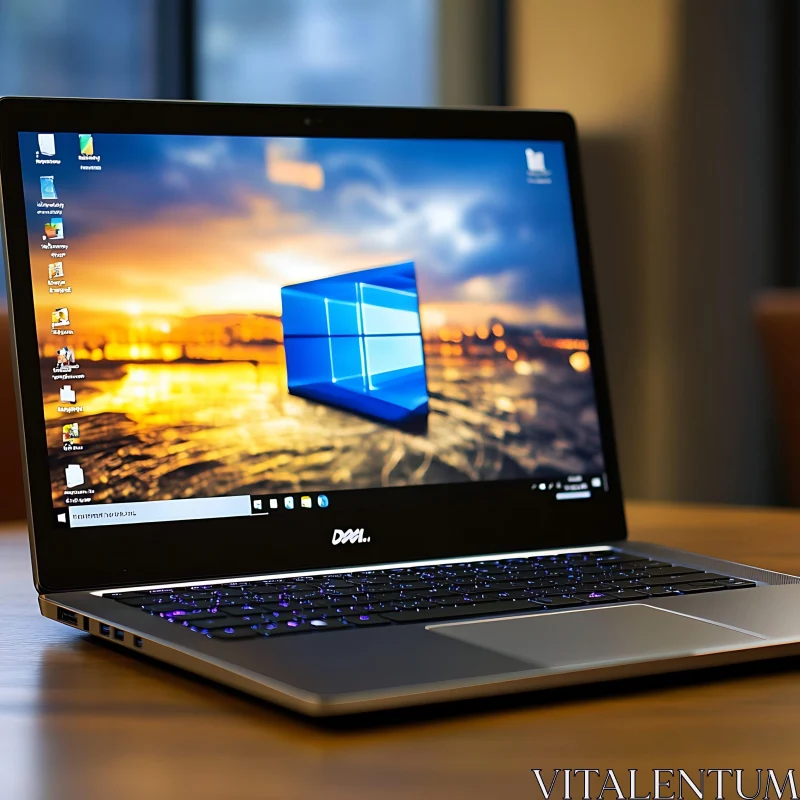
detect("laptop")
[2,97,800,717]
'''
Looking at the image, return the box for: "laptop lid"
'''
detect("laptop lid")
[0,98,625,593]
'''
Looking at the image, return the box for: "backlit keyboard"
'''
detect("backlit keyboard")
[106,551,756,641]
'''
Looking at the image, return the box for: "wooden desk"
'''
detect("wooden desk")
[1,502,799,799]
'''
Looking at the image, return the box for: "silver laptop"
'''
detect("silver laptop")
[2,97,799,717]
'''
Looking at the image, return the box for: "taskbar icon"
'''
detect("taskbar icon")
[250,493,331,514]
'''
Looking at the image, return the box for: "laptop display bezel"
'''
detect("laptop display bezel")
[0,97,627,593]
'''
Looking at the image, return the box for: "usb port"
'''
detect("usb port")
[133,637,143,649]
[57,607,78,626]
[113,628,125,642]
[99,623,110,637]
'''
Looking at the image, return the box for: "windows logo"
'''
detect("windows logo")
[281,262,429,430]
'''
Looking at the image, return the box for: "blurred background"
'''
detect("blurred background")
[1,0,799,515]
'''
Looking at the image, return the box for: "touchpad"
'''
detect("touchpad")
[427,605,763,669]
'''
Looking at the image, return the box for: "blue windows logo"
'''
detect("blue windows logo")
[281,262,429,430]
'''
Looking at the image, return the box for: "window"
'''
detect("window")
[198,0,438,106]
[0,0,157,99]
[282,263,429,429]
[0,0,158,301]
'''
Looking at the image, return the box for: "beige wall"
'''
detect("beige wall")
[510,0,775,504]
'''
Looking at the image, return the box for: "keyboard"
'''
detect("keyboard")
[106,551,757,641]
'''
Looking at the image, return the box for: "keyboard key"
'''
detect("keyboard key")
[675,583,727,594]
[531,596,587,608]
[641,573,709,587]
[186,617,254,631]
[112,589,174,599]
[575,566,608,576]
[366,592,405,602]
[209,626,262,640]
[143,602,200,613]
[114,596,164,607]
[166,613,219,625]
[262,621,312,636]
[573,582,616,592]
[296,608,347,620]
[305,618,351,630]
[261,611,299,623]
[247,593,283,603]
[290,590,324,600]
[163,608,222,620]
[381,599,541,623]
[716,579,757,589]
[573,592,624,604]
[343,615,391,626]
[609,589,650,600]
[638,587,680,597]
[351,602,402,614]
[434,593,499,606]
[596,555,644,564]
[220,604,267,616]
[175,591,217,601]
[640,566,704,578]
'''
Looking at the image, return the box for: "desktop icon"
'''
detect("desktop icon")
[591,477,602,488]
[301,495,312,508]
[44,217,64,240]
[48,262,65,280]
[51,307,70,327]
[65,464,84,488]
[525,148,547,173]
[56,347,75,367]
[253,499,262,511]
[59,385,76,404]
[62,423,80,445]
[284,496,295,510]
[79,134,94,156]
[317,495,329,508]
[37,134,56,157]
[40,176,57,200]
[269,498,278,509]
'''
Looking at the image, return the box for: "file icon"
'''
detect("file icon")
[38,134,56,157]
[60,385,76,404]
[65,464,84,488]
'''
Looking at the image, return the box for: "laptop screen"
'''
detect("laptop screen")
[18,131,606,530]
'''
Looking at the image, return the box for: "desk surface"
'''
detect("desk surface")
[1,502,799,799]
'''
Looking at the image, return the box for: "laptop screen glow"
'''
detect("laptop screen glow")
[18,131,606,528]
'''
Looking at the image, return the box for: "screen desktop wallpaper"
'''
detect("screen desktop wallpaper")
[19,132,605,505]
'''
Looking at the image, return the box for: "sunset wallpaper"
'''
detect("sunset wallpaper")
[19,131,604,504]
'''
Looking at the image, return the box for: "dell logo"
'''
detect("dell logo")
[332,528,370,545]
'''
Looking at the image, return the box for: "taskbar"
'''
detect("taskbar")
[53,473,608,529]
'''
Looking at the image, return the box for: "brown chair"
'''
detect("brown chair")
[754,290,800,506]
[0,312,28,521]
